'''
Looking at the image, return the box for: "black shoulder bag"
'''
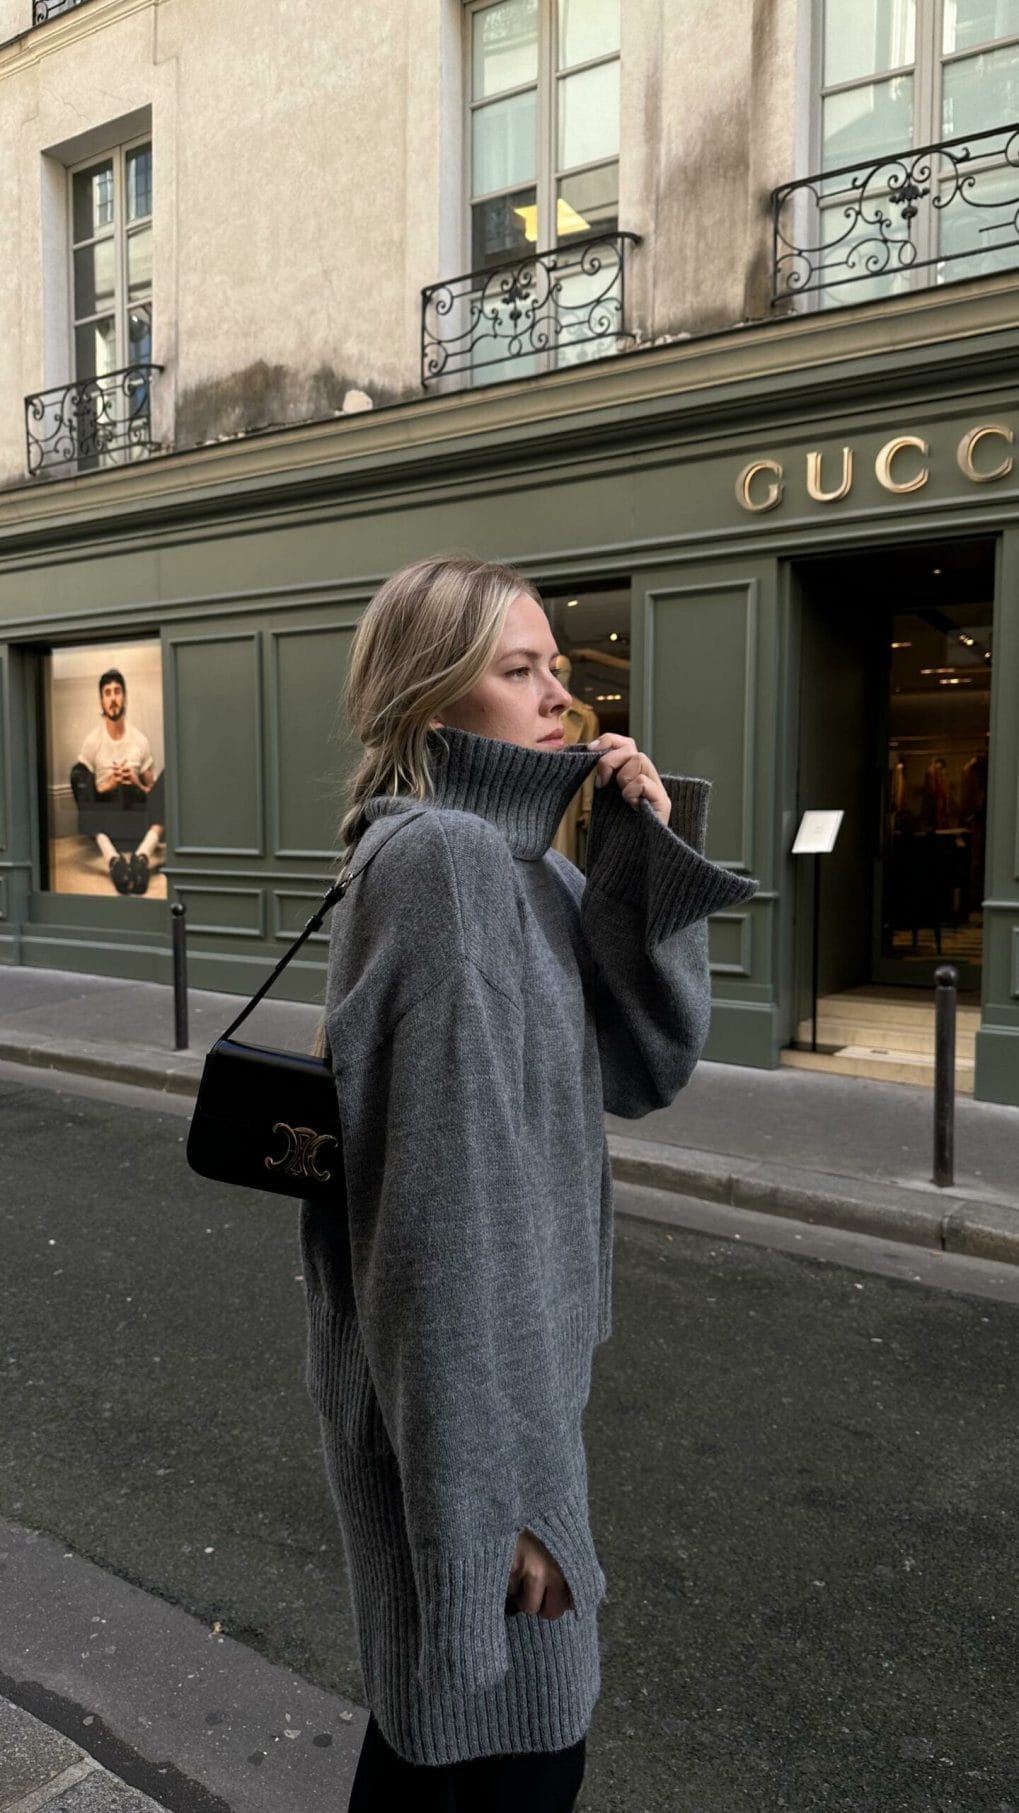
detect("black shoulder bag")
[185,813,422,1205]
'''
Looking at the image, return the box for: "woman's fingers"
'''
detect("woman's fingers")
[588,739,671,822]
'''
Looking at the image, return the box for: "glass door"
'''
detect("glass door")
[877,597,992,990]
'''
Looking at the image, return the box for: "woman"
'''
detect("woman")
[299,555,757,1809]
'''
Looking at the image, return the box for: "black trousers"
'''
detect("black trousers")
[348,1711,586,1812]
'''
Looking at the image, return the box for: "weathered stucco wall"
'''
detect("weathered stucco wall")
[0,0,801,489]
[621,0,799,343]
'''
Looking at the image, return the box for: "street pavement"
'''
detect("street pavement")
[0,963,1017,1263]
[1,1066,1017,1811]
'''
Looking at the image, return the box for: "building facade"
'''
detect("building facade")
[1,0,1017,1105]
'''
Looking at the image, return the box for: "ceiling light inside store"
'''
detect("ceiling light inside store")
[932,567,943,575]
[891,640,912,649]
[958,634,976,647]
[566,599,579,608]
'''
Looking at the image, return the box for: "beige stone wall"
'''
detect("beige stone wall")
[0,0,801,490]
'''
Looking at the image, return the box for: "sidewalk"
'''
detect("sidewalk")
[0,963,1016,1263]
[1,1696,164,1812]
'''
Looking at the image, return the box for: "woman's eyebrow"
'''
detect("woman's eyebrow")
[501,647,562,661]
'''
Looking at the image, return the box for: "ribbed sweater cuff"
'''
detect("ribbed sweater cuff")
[412,1531,520,1695]
[585,775,758,940]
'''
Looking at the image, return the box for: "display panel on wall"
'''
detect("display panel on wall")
[44,639,166,899]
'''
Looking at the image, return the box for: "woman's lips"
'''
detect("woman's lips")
[538,729,565,744]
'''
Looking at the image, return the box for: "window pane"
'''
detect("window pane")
[73,238,115,319]
[824,0,915,85]
[472,0,538,98]
[937,162,1019,278]
[822,74,913,168]
[127,225,152,300]
[128,301,152,364]
[559,0,620,67]
[558,61,620,169]
[472,187,538,267]
[75,316,117,381]
[557,162,618,239]
[944,0,1019,52]
[942,41,1019,135]
[72,160,114,242]
[472,90,537,193]
[126,144,152,220]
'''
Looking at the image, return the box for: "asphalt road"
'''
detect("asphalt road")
[1,1066,1017,1813]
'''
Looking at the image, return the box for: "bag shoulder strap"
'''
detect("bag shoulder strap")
[220,809,426,1041]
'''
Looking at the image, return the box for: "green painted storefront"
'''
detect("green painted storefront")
[1,285,1017,1103]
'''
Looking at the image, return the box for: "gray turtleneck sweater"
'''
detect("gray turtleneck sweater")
[299,726,757,1768]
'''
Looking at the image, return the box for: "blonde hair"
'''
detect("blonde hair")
[337,554,539,854]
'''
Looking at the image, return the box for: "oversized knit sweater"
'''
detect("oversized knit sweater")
[299,725,758,1768]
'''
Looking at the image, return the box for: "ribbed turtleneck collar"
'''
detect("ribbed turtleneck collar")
[364,725,602,860]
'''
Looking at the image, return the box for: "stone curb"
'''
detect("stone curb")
[1,1034,1017,1268]
[606,1134,1019,1266]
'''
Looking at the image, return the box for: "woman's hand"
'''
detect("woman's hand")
[508,1528,574,1619]
[588,734,671,824]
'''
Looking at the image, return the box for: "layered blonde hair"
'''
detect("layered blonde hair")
[337,554,539,854]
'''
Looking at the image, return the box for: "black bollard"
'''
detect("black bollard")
[171,901,189,1052]
[933,964,958,1188]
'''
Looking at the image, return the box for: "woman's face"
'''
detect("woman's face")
[431,592,574,748]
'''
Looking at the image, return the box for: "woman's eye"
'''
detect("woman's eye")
[507,667,530,678]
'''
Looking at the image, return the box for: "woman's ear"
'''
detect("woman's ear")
[428,717,443,729]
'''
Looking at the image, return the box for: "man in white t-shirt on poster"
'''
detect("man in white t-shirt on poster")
[71,668,165,894]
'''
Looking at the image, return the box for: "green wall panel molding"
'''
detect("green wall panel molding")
[973,1026,1019,1105]
[703,1000,781,1069]
[708,912,753,978]
[272,890,333,942]
[167,631,264,857]
[172,885,265,939]
[642,576,759,872]
[267,621,354,858]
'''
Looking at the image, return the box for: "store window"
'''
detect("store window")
[543,582,630,869]
[42,639,167,898]
[816,0,1019,294]
[69,136,153,462]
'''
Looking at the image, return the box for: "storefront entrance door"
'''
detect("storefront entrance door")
[795,539,994,1003]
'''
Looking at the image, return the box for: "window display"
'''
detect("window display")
[44,639,166,897]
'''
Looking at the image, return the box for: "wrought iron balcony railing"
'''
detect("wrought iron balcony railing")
[25,365,162,477]
[772,122,1019,309]
[33,0,90,23]
[422,231,640,388]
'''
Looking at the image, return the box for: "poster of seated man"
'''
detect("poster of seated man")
[46,641,167,898]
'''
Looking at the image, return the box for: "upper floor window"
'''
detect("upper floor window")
[71,137,152,386]
[820,0,1019,171]
[772,1,1019,307]
[467,0,620,272]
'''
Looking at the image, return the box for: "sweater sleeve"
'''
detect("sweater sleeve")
[327,951,606,1700]
[578,774,758,1117]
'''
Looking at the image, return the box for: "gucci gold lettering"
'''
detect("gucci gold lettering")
[875,436,929,493]
[265,1122,338,1183]
[806,446,853,502]
[957,423,1014,482]
[735,459,784,512]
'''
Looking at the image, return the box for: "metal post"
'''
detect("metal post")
[933,964,958,1188]
[171,901,189,1052]
[811,851,821,1053]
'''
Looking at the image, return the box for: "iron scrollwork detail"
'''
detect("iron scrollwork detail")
[421,231,640,387]
[33,0,90,23]
[25,364,162,478]
[772,122,1019,306]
